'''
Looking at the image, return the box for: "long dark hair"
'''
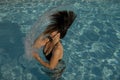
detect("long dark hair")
[43,10,76,39]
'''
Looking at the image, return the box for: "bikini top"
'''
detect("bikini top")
[43,36,59,61]
[43,45,62,62]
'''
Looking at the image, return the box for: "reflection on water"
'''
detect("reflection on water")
[0,0,120,80]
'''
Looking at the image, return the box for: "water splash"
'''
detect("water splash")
[24,4,77,60]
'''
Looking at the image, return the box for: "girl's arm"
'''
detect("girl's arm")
[32,48,62,70]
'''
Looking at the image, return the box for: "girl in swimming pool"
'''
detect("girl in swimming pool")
[32,10,76,80]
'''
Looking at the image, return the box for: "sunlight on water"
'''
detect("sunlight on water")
[0,0,120,80]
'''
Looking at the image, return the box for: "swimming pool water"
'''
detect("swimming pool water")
[0,0,120,80]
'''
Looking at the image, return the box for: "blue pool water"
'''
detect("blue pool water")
[0,0,120,80]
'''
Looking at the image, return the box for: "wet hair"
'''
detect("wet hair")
[43,10,76,39]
